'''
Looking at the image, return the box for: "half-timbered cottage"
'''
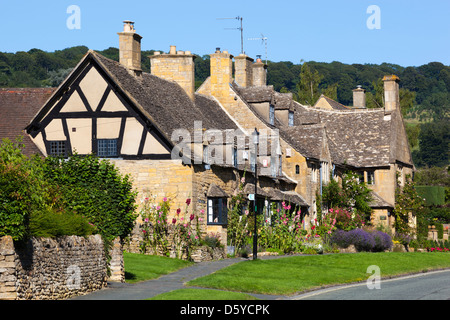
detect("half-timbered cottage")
[21,21,306,248]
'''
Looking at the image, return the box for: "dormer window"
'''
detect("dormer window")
[288,111,294,126]
[269,105,275,125]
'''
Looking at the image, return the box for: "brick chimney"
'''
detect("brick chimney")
[234,53,254,87]
[117,20,142,76]
[352,85,366,108]
[383,75,400,112]
[150,45,196,101]
[209,48,233,98]
[252,55,267,87]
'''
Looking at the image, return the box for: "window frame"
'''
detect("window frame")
[367,170,375,185]
[288,111,294,126]
[97,138,118,157]
[207,197,228,226]
[49,140,67,157]
[269,104,275,125]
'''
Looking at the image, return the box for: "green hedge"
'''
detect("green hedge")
[0,138,137,242]
[415,186,446,206]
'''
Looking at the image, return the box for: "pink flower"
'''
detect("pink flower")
[190,214,195,221]
[186,198,191,206]
[172,218,177,224]
[200,209,205,214]
[163,197,168,202]
[144,218,149,222]
[142,229,146,233]
[177,208,181,215]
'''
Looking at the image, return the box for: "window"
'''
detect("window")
[321,161,330,183]
[269,105,275,125]
[233,147,238,168]
[278,155,282,176]
[367,170,375,185]
[357,171,364,183]
[295,165,300,175]
[207,198,228,225]
[97,139,118,157]
[271,156,278,177]
[50,141,66,156]
[288,111,294,127]
[311,163,318,182]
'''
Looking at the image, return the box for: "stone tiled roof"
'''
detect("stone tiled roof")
[314,94,351,110]
[369,191,394,208]
[293,103,413,168]
[280,124,328,161]
[93,52,239,140]
[0,88,56,156]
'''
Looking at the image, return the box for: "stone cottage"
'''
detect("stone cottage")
[1,20,415,244]
[20,21,305,248]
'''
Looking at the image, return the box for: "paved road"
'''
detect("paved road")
[292,269,450,300]
[72,255,450,300]
[73,256,286,300]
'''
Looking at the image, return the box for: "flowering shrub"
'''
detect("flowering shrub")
[203,233,222,249]
[329,207,365,231]
[139,196,201,260]
[330,228,392,252]
[259,205,304,254]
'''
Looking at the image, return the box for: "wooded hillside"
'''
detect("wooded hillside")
[0,46,448,169]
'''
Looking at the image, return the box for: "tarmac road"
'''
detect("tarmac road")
[292,269,450,300]
[72,255,450,301]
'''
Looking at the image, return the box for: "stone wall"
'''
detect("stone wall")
[0,235,111,300]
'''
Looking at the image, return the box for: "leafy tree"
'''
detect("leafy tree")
[394,174,426,237]
[295,62,323,105]
[414,119,449,168]
[322,171,373,224]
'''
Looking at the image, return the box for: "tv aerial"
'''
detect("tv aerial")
[217,16,244,54]
[248,34,268,64]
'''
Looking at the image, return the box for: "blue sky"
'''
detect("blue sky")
[1,0,449,66]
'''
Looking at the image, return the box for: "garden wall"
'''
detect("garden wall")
[0,235,122,300]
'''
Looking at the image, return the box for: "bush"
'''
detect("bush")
[203,233,222,249]
[330,228,392,252]
[0,139,137,242]
[43,154,137,242]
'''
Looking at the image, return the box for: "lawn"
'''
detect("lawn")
[123,252,193,283]
[186,252,450,296]
[148,288,258,300]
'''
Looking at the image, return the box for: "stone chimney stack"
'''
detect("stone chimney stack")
[209,48,233,98]
[383,75,400,112]
[234,53,254,87]
[252,55,267,87]
[117,20,142,75]
[150,45,196,101]
[352,85,366,108]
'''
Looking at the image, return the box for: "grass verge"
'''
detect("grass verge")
[147,288,258,300]
[186,252,450,296]
[123,252,193,283]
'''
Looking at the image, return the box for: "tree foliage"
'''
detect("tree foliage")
[0,139,137,242]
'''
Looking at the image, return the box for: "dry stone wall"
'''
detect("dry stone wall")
[0,235,112,300]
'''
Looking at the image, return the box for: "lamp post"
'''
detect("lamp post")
[252,128,259,260]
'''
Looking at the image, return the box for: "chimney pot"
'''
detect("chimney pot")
[169,45,177,55]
